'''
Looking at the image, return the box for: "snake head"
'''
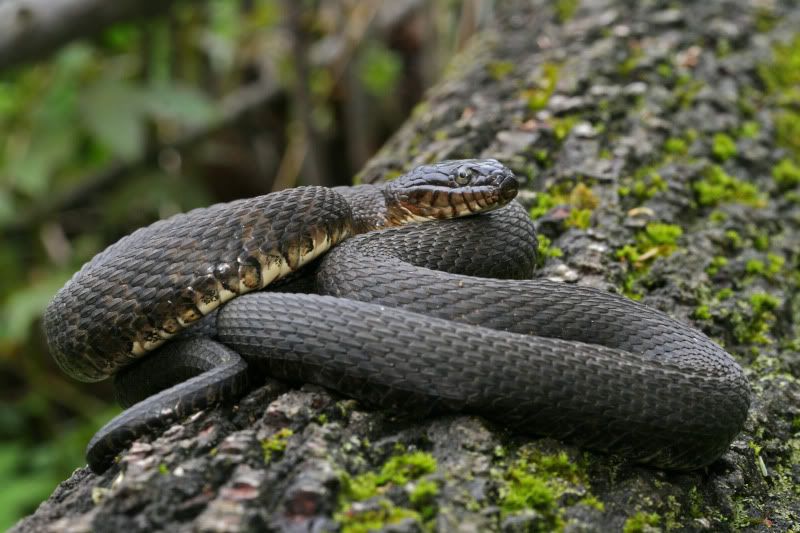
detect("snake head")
[386,159,518,221]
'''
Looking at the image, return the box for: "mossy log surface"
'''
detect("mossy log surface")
[14,0,800,531]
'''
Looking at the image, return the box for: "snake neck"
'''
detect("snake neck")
[332,184,408,234]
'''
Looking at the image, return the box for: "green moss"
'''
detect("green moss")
[664,137,688,155]
[767,253,785,277]
[619,167,667,203]
[616,223,682,272]
[158,463,169,475]
[745,254,784,280]
[554,0,579,22]
[487,61,515,81]
[261,428,293,463]
[693,165,765,207]
[759,35,800,158]
[569,183,599,209]
[529,192,556,219]
[716,38,732,58]
[776,111,800,157]
[717,287,733,300]
[339,452,437,502]
[758,34,800,95]
[725,229,743,249]
[618,45,643,76]
[754,7,779,32]
[772,158,800,189]
[616,223,682,301]
[537,234,564,267]
[641,222,682,246]
[740,120,760,138]
[530,182,598,222]
[673,75,704,109]
[656,62,674,79]
[498,450,583,530]
[552,115,578,141]
[688,486,703,519]
[502,470,556,514]
[523,62,561,112]
[732,292,780,344]
[377,452,437,485]
[708,210,727,223]
[623,512,661,533]
[750,292,780,315]
[409,479,438,506]
[620,270,644,301]
[753,232,769,251]
[334,500,420,533]
[566,208,592,229]
[336,451,438,531]
[536,451,580,479]
[712,133,737,161]
[694,305,712,320]
[706,256,728,276]
[408,479,439,521]
[580,495,605,511]
[616,244,641,264]
[745,258,765,275]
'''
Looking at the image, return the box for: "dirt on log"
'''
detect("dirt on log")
[14,0,800,531]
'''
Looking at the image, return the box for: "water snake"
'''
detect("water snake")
[43,159,750,473]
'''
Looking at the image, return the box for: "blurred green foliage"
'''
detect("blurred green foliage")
[0,1,446,527]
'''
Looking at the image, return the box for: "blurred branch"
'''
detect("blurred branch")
[284,0,327,187]
[0,0,182,71]
[3,80,281,236]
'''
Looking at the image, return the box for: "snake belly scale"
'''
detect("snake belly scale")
[43,159,750,473]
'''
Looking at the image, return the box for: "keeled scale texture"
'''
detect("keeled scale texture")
[44,186,352,382]
[212,203,750,470]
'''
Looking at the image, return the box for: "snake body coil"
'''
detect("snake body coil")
[43,159,750,473]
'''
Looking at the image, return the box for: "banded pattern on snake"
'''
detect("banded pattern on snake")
[43,159,750,473]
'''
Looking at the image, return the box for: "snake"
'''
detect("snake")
[43,159,751,474]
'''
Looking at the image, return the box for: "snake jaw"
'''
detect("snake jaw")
[386,159,519,222]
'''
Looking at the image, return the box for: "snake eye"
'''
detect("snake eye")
[455,167,474,186]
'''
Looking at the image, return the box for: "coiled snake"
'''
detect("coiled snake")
[44,159,750,473]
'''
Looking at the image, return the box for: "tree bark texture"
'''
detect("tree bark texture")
[14,0,800,531]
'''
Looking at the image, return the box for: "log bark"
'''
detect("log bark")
[14,0,800,531]
[0,0,179,70]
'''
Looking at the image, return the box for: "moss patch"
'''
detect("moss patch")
[336,451,438,531]
[530,182,599,230]
[772,158,800,189]
[618,166,667,203]
[522,62,561,112]
[497,449,588,531]
[692,165,765,207]
[334,500,420,533]
[261,428,293,463]
[711,133,737,161]
[555,0,580,23]
[623,511,661,533]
